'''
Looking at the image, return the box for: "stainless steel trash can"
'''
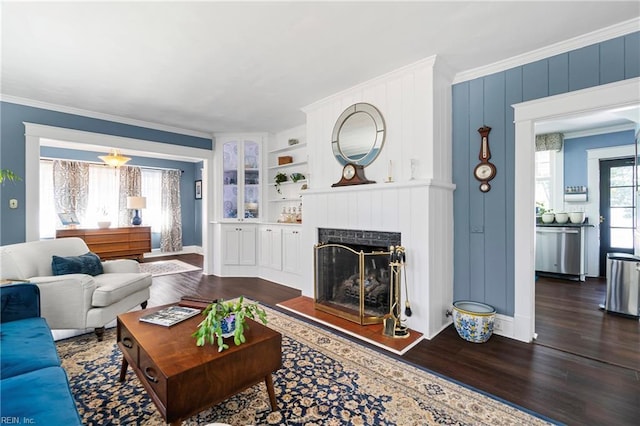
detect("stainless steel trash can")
[605,253,640,317]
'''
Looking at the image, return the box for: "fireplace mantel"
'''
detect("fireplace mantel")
[302,179,455,196]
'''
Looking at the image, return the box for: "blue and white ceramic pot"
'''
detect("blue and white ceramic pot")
[451,301,496,343]
[220,314,236,338]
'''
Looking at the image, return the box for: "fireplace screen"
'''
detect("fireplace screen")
[314,243,391,325]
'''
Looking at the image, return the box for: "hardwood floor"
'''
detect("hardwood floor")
[143,254,640,425]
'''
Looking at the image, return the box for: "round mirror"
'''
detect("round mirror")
[331,103,385,166]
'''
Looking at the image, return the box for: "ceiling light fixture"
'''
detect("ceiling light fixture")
[99,149,131,167]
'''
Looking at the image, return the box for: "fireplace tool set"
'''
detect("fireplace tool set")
[383,245,411,338]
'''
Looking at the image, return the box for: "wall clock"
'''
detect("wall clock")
[473,126,496,192]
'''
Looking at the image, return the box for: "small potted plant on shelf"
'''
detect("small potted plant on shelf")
[274,172,288,194]
[192,296,268,352]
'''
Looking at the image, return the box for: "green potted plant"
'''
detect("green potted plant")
[274,172,287,194]
[0,169,21,184]
[290,172,305,183]
[192,296,268,352]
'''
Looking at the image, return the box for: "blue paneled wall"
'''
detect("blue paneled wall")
[452,32,639,316]
[0,101,212,245]
[563,130,635,188]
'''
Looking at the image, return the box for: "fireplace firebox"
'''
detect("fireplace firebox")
[314,228,401,325]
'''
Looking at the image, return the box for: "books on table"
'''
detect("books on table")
[139,306,201,327]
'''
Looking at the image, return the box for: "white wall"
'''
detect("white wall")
[299,55,456,338]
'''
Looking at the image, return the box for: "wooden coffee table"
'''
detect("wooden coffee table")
[117,305,282,425]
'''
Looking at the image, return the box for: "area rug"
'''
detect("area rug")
[57,305,555,425]
[139,259,202,277]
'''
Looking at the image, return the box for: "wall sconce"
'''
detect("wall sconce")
[99,149,131,167]
[126,196,147,225]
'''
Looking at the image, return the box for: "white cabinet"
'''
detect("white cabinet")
[259,225,282,270]
[219,136,262,221]
[282,227,301,274]
[222,225,256,266]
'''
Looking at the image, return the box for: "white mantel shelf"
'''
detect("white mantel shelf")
[302,179,456,196]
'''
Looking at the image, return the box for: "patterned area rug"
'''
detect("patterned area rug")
[139,259,202,276]
[57,305,555,425]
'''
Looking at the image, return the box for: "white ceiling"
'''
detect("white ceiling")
[2,1,639,136]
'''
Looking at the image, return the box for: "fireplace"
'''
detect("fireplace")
[314,228,401,325]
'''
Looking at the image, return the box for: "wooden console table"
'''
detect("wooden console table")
[56,226,151,261]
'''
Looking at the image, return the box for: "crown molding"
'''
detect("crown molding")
[563,123,636,140]
[453,17,640,84]
[0,94,212,139]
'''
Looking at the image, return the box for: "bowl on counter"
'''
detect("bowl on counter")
[554,212,569,224]
[569,212,585,224]
[541,212,555,223]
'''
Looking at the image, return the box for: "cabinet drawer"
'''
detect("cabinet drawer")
[139,348,168,404]
[117,325,139,365]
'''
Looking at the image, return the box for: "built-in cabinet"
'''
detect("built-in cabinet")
[259,226,282,270]
[212,131,304,284]
[220,136,262,221]
[282,227,301,274]
[257,224,302,286]
[222,225,257,266]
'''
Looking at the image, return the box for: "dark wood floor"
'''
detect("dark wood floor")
[144,254,640,425]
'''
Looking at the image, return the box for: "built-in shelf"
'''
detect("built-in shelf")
[271,180,307,187]
[269,143,307,154]
[269,197,303,202]
[268,160,308,170]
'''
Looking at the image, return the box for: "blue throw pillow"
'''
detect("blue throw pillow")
[51,252,104,276]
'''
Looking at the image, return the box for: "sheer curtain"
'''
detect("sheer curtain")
[141,169,162,232]
[86,166,119,225]
[160,169,183,252]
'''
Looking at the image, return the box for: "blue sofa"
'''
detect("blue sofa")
[0,283,82,425]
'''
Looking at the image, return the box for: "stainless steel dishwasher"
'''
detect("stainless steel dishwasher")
[535,225,585,281]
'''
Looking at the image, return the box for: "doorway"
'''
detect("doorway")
[598,157,636,274]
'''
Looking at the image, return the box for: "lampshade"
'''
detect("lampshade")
[99,149,131,167]
[126,196,147,210]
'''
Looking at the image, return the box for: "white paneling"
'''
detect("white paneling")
[300,57,456,338]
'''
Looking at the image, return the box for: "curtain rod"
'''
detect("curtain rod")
[40,157,184,173]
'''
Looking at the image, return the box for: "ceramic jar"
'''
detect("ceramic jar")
[450,300,496,343]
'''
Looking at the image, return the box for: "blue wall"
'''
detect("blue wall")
[563,130,635,188]
[40,146,202,248]
[452,32,640,316]
[0,101,212,245]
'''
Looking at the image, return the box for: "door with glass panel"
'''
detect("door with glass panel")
[599,157,636,275]
[221,138,260,220]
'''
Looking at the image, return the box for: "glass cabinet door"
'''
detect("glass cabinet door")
[222,141,239,219]
[244,140,260,219]
[221,138,260,220]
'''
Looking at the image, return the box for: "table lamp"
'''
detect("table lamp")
[126,196,147,226]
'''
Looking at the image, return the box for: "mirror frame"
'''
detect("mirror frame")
[331,103,386,167]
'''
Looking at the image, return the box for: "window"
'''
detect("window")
[141,169,162,233]
[535,150,553,212]
[40,161,166,237]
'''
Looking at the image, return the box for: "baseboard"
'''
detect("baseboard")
[143,245,202,258]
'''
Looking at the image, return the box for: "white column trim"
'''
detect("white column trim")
[512,78,640,343]
[22,122,215,274]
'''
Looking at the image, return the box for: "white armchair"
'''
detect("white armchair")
[0,237,152,340]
